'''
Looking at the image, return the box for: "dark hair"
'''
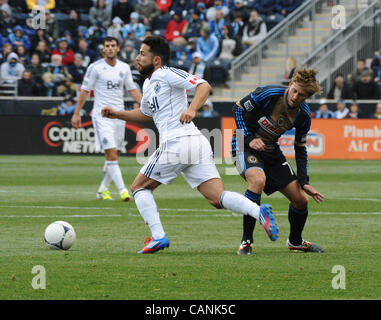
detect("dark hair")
[142,36,170,66]
[103,36,119,46]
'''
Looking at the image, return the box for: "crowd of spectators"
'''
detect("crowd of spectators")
[0,0,306,100]
[314,55,381,120]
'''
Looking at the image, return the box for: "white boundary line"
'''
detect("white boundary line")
[0,205,380,218]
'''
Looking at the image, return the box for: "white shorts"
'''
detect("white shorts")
[92,116,125,152]
[140,134,221,188]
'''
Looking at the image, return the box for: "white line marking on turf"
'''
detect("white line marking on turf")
[0,205,381,218]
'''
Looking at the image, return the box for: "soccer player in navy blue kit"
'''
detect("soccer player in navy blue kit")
[232,68,325,254]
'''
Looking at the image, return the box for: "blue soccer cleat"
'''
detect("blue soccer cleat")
[258,204,279,241]
[137,235,170,254]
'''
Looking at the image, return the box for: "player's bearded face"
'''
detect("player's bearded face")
[136,44,155,77]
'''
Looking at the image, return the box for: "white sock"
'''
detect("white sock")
[105,160,126,193]
[133,188,165,239]
[98,162,112,193]
[219,191,260,220]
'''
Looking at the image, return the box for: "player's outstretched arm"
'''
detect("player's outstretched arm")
[101,106,152,122]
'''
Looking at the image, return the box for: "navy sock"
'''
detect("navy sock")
[242,190,261,243]
[288,204,308,246]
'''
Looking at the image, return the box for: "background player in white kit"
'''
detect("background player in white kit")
[102,36,279,253]
[71,37,142,202]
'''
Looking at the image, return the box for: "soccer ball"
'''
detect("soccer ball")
[44,221,76,250]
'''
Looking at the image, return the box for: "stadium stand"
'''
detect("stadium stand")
[0,0,380,118]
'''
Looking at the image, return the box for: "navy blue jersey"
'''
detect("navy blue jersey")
[232,85,311,187]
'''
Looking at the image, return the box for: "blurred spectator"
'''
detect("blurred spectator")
[76,38,97,67]
[209,8,226,43]
[58,95,77,116]
[23,18,37,39]
[120,40,137,65]
[346,102,363,119]
[44,10,60,43]
[195,2,207,21]
[6,25,31,51]
[89,0,112,29]
[31,28,52,51]
[87,22,107,51]
[67,53,86,85]
[26,0,56,10]
[27,52,45,84]
[0,0,12,16]
[112,0,134,24]
[253,0,284,29]
[195,0,214,9]
[277,0,303,17]
[370,51,381,81]
[348,58,370,87]
[57,76,79,98]
[45,54,67,83]
[51,38,74,66]
[333,98,349,119]
[107,16,123,44]
[0,42,12,64]
[353,70,380,100]
[283,56,297,85]
[15,44,30,65]
[183,9,204,42]
[314,100,333,119]
[196,25,219,62]
[206,0,229,21]
[122,12,146,41]
[218,25,235,60]
[371,103,381,119]
[171,0,194,16]
[327,74,353,100]
[33,40,51,63]
[156,0,172,14]
[189,51,206,78]
[0,4,15,36]
[198,99,219,117]
[0,52,25,84]
[242,9,267,46]
[135,0,161,27]
[17,70,39,96]
[64,9,87,41]
[40,71,57,96]
[227,0,249,24]
[164,9,188,46]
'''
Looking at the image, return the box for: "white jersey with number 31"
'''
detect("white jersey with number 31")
[140,66,206,144]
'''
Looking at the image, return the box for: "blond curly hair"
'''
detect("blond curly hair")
[289,68,321,97]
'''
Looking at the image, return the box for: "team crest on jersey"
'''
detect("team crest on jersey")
[247,155,258,164]
[119,72,124,79]
[154,82,161,94]
[243,100,254,111]
[277,117,284,126]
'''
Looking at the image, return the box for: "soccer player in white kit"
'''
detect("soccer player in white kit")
[71,37,142,202]
[102,36,279,253]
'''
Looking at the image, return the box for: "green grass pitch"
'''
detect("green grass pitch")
[0,155,380,300]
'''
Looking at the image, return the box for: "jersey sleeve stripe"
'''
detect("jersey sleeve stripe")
[253,88,285,103]
[234,106,250,136]
[169,67,189,79]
